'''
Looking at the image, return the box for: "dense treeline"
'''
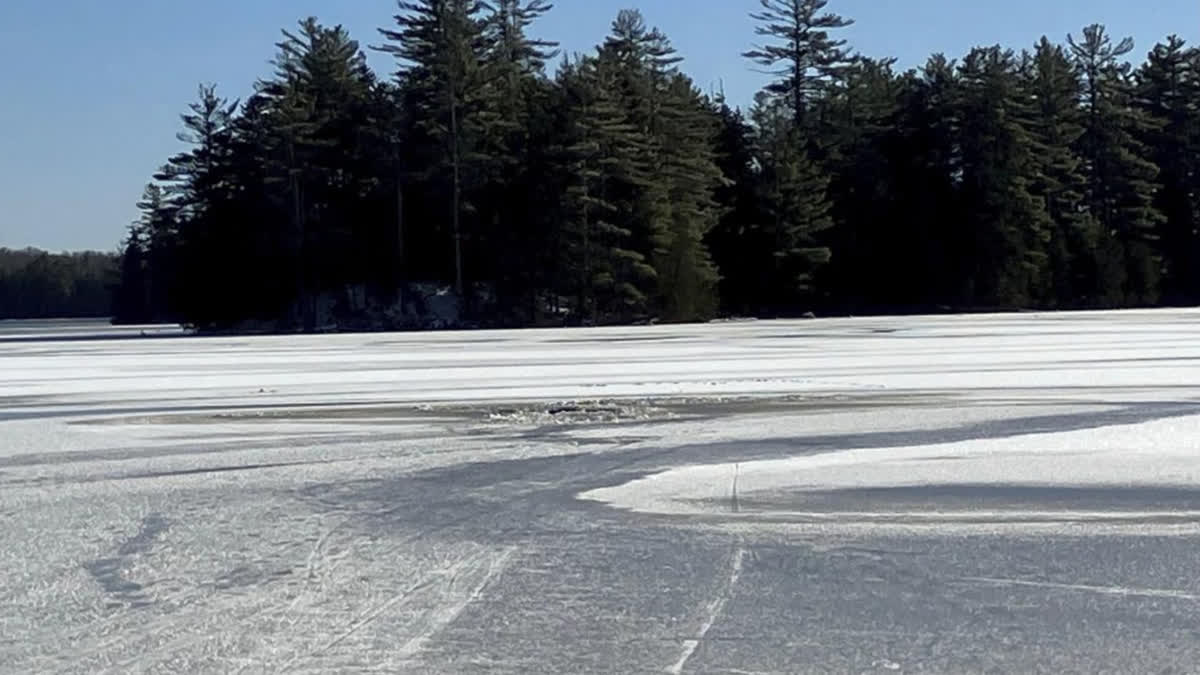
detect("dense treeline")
[0,248,116,320]
[114,1,1200,329]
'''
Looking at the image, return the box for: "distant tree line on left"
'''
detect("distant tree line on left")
[0,248,117,320]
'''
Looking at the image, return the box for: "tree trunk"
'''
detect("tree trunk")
[289,140,309,331]
[395,167,405,290]
[451,97,465,300]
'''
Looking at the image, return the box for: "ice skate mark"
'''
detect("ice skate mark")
[667,544,748,674]
[275,547,506,672]
[394,546,518,662]
[962,576,1200,601]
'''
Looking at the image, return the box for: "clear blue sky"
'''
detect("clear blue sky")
[1,0,1196,253]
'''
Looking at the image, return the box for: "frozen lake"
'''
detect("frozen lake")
[4,310,1200,673]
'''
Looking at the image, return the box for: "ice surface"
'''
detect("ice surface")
[5,308,1200,417]
[5,309,1200,673]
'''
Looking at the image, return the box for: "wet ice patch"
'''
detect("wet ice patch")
[483,400,679,426]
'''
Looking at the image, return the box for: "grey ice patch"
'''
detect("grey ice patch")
[84,514,169,608]
[211,565,270,591]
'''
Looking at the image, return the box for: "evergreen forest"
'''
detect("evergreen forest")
[110,1,1200,330]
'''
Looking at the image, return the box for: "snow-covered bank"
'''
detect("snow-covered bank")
[579,411,1200,531]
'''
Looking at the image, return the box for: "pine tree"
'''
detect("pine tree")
[240,77,318,328]
[1025,37,1095,307]
[223,92,295,319]
[155,85,239,219]
[478,0,558,318]
[482,0,556,79]
[362,80,413,291]
[153,84,239,325]
[378,0,490,297]
[596,10,671,318]
[654,74,724,321]
[133,184,180,319]
[818,56,903,310]
[115,183,181,323]
[1137,36,1200,303]
[595,16,721,321]
[743,0,852,308]
[113,231,150,324]
[1069,25,1164,305]
[954,46,1051,307]
[553,55,645,322]
[885,56,963,308]
[751,93,834,310]
[743,0,854,126]
[262,18,380,324]
[706,98,768,316]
